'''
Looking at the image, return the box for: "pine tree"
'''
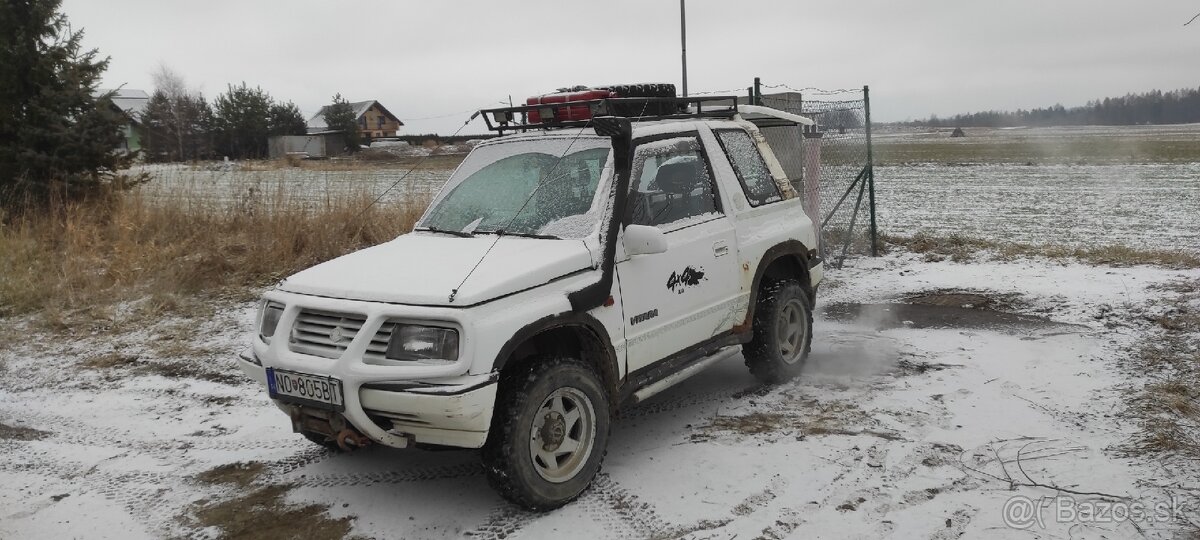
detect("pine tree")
[323,93,360,153]
[0,0,139,208]
[268,101,307,137]
[211,83,273,159]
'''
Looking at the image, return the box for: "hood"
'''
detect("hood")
[279,233,595,306]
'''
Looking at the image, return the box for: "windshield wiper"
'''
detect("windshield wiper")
[479,229,561,240]
[415,226,474,238]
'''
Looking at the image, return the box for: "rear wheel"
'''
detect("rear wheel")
[482,356,610,511]
[744,280,813,384]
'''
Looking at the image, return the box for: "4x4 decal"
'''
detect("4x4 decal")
[666,266,706,294]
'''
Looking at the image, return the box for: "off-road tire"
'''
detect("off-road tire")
[744,279,813,384]
[482,355,611,511]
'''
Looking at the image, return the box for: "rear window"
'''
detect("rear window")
[715,129,782,207]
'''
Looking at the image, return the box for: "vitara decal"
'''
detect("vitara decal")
[666,266,706,294]
[630,309,659,326]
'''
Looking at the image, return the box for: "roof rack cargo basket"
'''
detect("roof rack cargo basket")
[480,96,740,134]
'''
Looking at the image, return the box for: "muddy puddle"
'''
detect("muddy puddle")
[822,290,1084,333]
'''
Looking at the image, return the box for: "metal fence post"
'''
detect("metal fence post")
[864,85,878,256]
[753,77,762,105]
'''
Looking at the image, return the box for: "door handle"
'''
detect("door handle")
[713,241,730,257]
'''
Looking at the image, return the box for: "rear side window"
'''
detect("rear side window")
[715,130,782,207]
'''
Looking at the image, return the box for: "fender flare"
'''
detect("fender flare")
[491,311,621,396]
[734,240,815,335]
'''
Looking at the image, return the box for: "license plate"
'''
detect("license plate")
[266,368,344,411]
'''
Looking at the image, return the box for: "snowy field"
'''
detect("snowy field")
[131,162,453,207]
[874,123,1200,146]
[3,251,1198,539]
[875,162,1200,251]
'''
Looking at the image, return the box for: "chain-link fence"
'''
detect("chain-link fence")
[745,84,877,267]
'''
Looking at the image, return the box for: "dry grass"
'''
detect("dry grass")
[702,409,904,441]
[1122,279,1200,459]
[873,131,1200,165]
[882,231,1200,268]
[187,484,353,540]
[196,462,266,488]
[0,174,431,329]
[697,397,903,441]
[186,462,355,539]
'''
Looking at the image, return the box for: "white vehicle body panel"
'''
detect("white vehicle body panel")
[618,216,740,373]
[281,235,594,307]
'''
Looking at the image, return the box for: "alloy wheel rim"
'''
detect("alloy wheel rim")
[777,298,809,365]
[529,386,596,483]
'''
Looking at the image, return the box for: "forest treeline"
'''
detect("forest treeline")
[908,87,1200,128]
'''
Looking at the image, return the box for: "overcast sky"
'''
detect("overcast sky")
[63,0,1200,134]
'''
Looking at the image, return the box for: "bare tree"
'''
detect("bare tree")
[151,63,188,100]
[151,64,190,158]
[144,64,214,162]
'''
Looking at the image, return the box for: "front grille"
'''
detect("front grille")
[363,322,397,362]
[289,309,367,359]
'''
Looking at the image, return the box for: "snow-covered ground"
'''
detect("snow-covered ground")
[3,251,1197,539]
[876,162,1200,252]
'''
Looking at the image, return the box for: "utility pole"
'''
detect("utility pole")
[680,0,688,97]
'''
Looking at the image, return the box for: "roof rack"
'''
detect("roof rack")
[480,96,740,134]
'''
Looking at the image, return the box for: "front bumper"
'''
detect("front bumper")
[238,350,497,449]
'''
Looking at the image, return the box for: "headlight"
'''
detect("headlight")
[259,301,284,342]
[385,324,459,362]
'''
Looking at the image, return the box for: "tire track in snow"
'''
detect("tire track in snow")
[291,461,485,487]
[586,473,670,538]
[0,403,310,454]
[462,502,529,540]
[460,473,671,539]
[0,447,201,539]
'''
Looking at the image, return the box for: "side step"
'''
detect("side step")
[630,346,741,405]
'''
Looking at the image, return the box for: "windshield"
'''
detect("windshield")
[418,137,612,239]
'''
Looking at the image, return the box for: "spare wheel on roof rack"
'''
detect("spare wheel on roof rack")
[599,83,678,117]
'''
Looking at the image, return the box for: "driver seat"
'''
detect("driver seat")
[651,159,709,224]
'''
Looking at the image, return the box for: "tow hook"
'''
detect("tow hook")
[336,428,372,451]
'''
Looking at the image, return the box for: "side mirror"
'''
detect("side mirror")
[624,224,668,256]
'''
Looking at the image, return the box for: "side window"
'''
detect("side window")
[627,136,719,229]
[715,129,781,206]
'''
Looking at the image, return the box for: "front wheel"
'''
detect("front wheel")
[744,280,813,384]
[482,356,611,511]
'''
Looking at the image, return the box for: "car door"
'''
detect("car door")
[617,133,741,376]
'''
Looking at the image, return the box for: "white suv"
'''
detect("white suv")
[238,95,823,510]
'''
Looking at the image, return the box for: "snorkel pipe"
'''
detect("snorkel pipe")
[568,117,633,312]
